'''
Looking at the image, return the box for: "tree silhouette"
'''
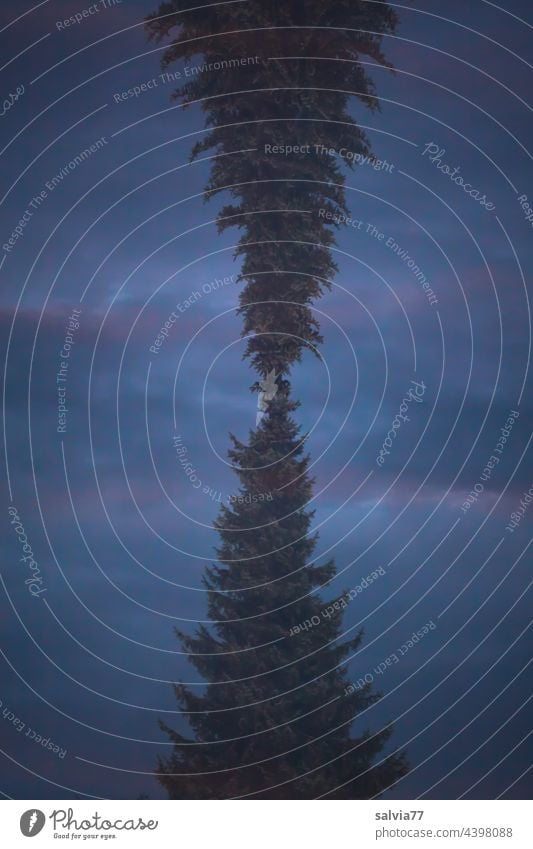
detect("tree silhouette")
[146,0,398,376]
[146,0,407,798]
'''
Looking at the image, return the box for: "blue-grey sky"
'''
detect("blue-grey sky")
[1,0,532,800]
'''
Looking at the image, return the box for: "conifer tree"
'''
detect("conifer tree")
[158,389,407,798]
[146,0,398,376]
[146,0,408,798]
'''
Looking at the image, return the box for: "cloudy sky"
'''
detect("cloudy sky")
[1,0,532,799]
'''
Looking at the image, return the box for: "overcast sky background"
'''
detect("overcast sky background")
[1,0,532,800]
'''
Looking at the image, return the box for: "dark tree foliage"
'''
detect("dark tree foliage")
[146,0,398,377]
[146,1,407,798]
[157,391,407,798]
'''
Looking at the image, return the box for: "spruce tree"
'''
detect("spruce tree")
[158,389,407,798]
[146,0,408,798]
[146,0,398,377]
